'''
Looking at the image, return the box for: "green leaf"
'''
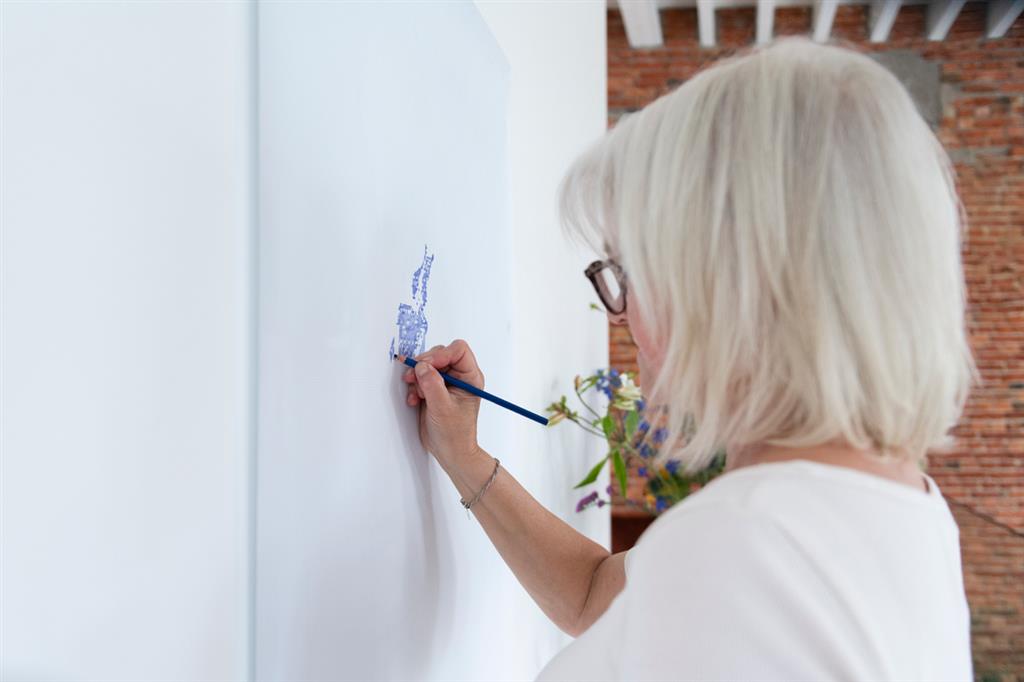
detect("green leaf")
[573,456,609,489]
[625,410,639,439]
[601,415,615,439]
[612,449,628,497]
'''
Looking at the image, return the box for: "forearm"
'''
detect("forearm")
[438,445,613,636]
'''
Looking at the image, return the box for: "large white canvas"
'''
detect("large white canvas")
[256,3,526,680]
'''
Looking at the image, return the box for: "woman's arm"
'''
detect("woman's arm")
[401,339,627,637]
[439,445,628,637]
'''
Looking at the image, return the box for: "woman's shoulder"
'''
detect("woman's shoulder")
[652,458,949,525]
[627,461,810,557]
[626,458,956,579]
[626,494,789,581]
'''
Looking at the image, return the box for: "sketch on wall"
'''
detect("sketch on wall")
[390,245,435,361]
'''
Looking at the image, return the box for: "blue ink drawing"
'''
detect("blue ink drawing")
[390,245,435,362]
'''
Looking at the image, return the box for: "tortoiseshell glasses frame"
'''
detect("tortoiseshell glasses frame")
[584,259,627,315]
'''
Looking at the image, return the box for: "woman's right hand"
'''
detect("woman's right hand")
[401,339,485,468]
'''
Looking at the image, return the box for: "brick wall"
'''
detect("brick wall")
[606,3,1024,679]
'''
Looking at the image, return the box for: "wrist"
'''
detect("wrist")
[439,445,492,492]
[436,440,482,470]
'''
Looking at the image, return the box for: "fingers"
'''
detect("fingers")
[414,339,483,386]
[399,360,424,403]
[401,367,426,404]
[413,360,451,407]
[401,339,483,411]
[406,379,424,404]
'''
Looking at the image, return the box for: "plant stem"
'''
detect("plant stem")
[568,420,606,439]
[574,385,604,421]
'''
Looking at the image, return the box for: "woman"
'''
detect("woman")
[401,37,978,680]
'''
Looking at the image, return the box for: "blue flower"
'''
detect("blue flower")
[594,370,615,399]
[638,420,650,433]
[606,485,613,495]
[609,368,619,377]
[576,491,599,513]
[665,460,680,475]
[635,399,646,413]
[653,427,668,444]
[638,466,647,477]
[640,443,653,459]
[655,496,668,512]
[597,499,607,508]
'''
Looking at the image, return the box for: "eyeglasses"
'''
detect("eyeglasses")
[585,259,627,315]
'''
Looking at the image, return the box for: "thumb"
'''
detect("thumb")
[415,362,451,408]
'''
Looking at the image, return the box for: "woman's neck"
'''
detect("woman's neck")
[726,440,929,493]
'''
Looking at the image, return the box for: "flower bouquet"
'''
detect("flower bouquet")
[545,368,726,515]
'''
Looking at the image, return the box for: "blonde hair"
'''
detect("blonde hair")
[559,36,979,473]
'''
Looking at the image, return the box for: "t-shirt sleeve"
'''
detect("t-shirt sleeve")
[612,504,850,681]
[623,545,637,582]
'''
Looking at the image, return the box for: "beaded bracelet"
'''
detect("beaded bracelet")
[460,457,500,518]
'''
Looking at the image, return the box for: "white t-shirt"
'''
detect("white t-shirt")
[536,459,972,681]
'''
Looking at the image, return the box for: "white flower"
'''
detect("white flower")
[612,374,643,410]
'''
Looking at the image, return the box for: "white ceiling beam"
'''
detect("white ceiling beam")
[986,0,1024,38]
[868,0,902,42]
[619,0,664,48]
[756,0,776,45]
[812,1,839,42]
[697,0,716,48]
[926,0,966,40]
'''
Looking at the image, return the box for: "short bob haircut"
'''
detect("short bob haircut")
[559,37,979,473]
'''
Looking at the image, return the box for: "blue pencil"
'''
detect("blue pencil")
[395,354,549,426]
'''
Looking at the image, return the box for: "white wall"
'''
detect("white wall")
[0,3,254,680]
[474,1,610,672]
